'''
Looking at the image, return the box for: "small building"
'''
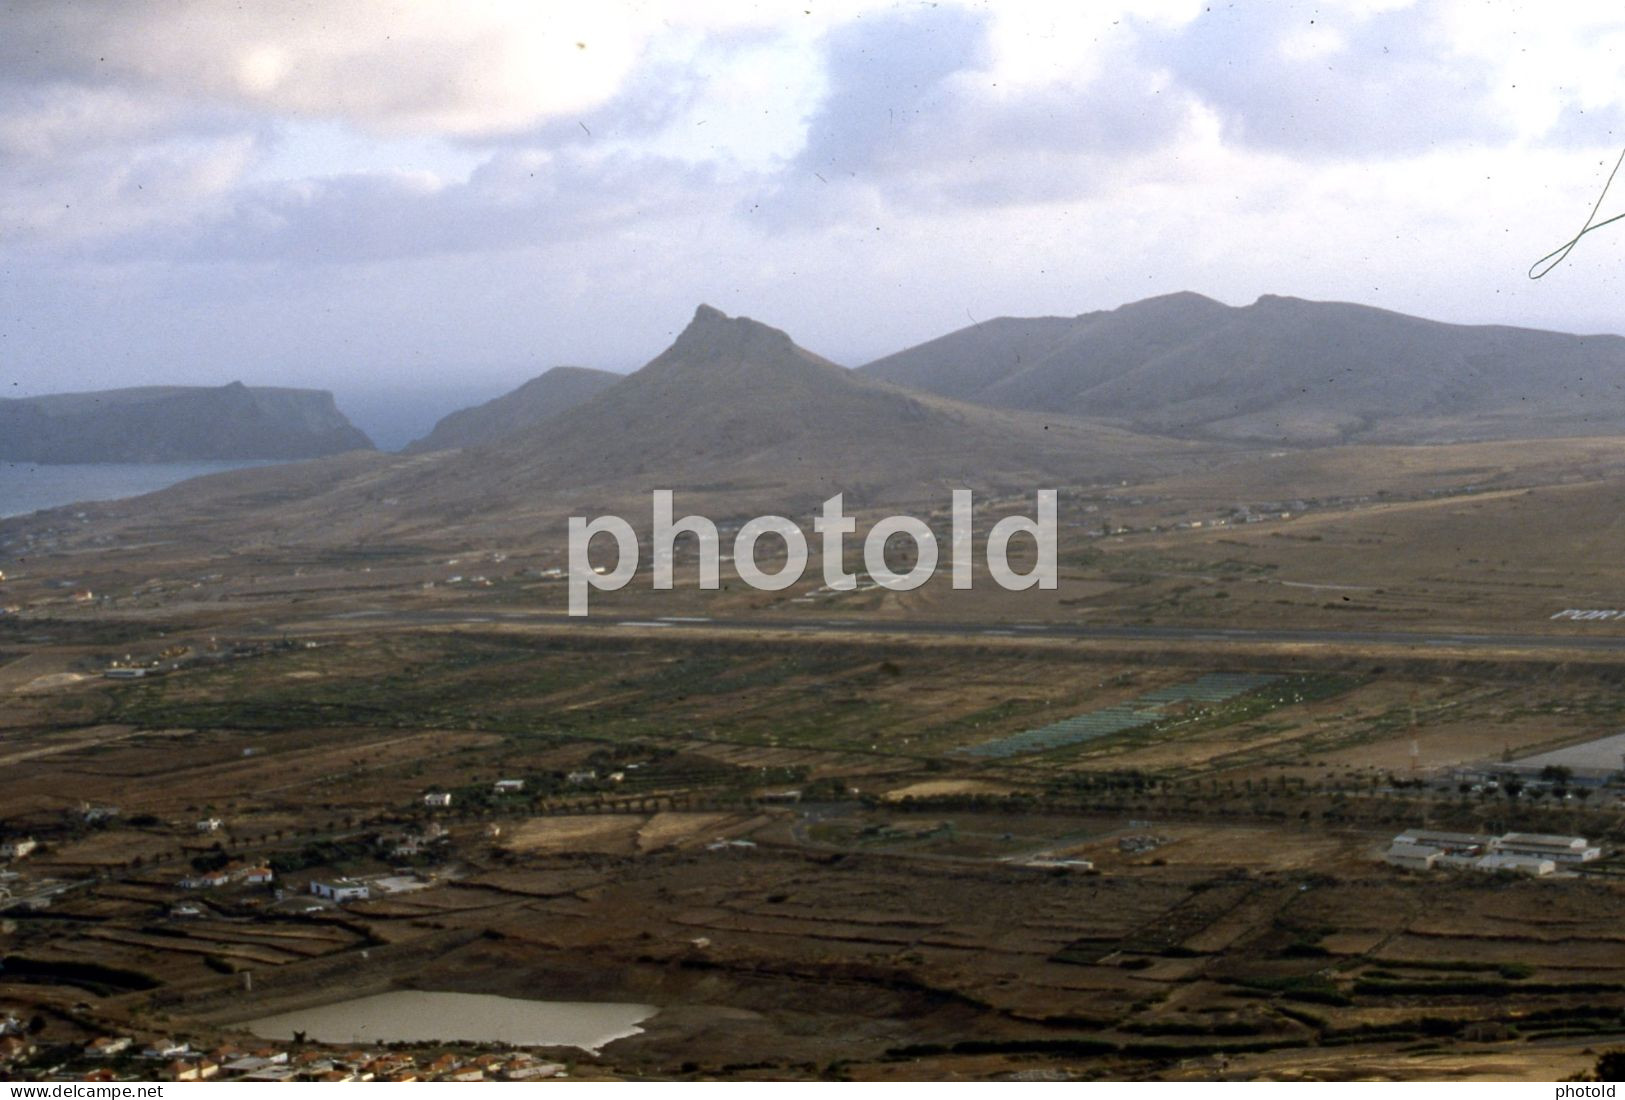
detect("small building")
[223,1055,279,1075]
[178,869,231,890]
[86,1036,133,1057]
[1494,832,1601,863]
[1383,842,1442,871]
[1022,856,1094,871]
[493,779,525,794]
[0,838,38,860]
[503,1062,565,1081]
[1392,829,1493,856]
[1475,853,1556,877]
[565,769,597,785]
[423,791,452,808]
[196,817,224,833]
[238,866,274,885]
[309,878,370,902]
[142,1039,190,1059]
[103,667,147,680]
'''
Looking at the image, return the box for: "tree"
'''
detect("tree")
[1593,1048,1625,1081]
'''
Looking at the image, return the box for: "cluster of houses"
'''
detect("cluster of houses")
[0,1008,36,1069]
[379,821,448,860]
[177,861,273,891]
[59,1037,567,1082]
[1384,829,1603,877]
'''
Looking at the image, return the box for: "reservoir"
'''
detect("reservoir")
[243,991,657,1052]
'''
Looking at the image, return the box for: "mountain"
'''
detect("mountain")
[404,367,621,454]
[0,383,373,462]
[861,292,1625,444]
[396,304,1196,517]
[27,306,1207,548]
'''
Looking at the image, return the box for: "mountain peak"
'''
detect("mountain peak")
[670,304,800,361]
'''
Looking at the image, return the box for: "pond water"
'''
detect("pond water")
[244,990,657,1052]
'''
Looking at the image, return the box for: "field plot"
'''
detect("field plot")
[499,812,758,856]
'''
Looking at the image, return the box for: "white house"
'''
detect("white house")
[309,878,370,902]
[196,817,224,834]
[178,869,231,890]
[142,1039,190,1059]
[0,838,38,860]
[423,791,452,808]
[493,779,525,794]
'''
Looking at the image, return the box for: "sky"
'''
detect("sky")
[6,0,1625,447]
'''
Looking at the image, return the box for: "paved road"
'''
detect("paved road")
[316,607,1625,655]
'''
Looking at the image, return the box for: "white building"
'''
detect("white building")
[493,779,525,794]
[1475,853,1556,877]
[1383,842,1442,871]
[196,817,224,833]
[1391,829,1493,855]
[178,869,230,890]
[0,838,37,860]
[142,1039,190,1059]
[423,791,452,808]
[1493,832,1602,863]
[1386,827,1603,876]
[309,878,370,902]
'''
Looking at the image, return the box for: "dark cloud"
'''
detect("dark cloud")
[795,5,993,177]
[1136,3,1511,155]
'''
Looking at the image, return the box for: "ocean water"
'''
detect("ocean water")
[0,460,283,519]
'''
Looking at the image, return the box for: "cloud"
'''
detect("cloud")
[1136,2,1512,155]
[0,2,649,137]
[109,147,722,264]
[0,83,260,251]
[751,5,1193,223]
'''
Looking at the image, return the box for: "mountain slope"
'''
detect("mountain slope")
[0,383,373,462]
[404,366,621,454]
[861,293,1625,444]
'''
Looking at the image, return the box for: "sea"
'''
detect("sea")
[0,460,285,519]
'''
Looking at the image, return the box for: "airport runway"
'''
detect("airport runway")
[327,607,1625,655]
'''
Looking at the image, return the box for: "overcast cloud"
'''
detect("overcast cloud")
[5,1,1625,446]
